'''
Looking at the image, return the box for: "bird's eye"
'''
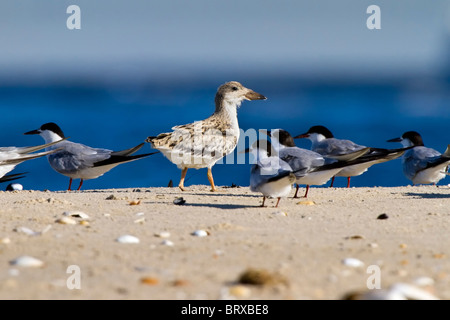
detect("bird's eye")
[232,86,238,91]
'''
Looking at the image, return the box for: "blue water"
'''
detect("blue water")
[1,77,449,191]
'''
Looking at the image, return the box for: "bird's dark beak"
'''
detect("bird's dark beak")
[24,129,41,135]
[387,137,402,143]
[294,133,309,139]
[244,90,266,101]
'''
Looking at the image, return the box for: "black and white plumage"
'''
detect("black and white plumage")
[296,125,407,188]
[245,139,296,207]
[146,81,266,192]
[25,122,157,190]
[268,129,351,198]
[0,140,63,181]
[387,131,450,186]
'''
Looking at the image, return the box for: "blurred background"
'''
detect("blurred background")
[0,0,449,191]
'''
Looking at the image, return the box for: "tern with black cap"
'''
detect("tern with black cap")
[387,131,450,186]
[25,122,157,190]
[296,125,408,188]
[243,139,296,207]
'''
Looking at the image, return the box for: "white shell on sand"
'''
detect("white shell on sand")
[14,226,40,236]
[6,183,23,191]
[191,230,209,237]
[272,211,287,216]
[116,235,140,244]
[342,258,364,268]
[63,211,90,220]
[10,256,44,268]
[155,231,171,238]
[0,237,11,244]
[161,240,174,246]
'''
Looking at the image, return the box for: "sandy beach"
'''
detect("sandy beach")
[0,184,449,300]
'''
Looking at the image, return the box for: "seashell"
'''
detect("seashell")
[433,253,446,259]
[191,230,210,237]
[272,211,287,216]
[228,285,251,298]
[345,235,365,240]
[154,231,171,238]
[116,235,140,244]
[172,279,189,287]
[63,211,90,220]
[413,277,434,287]
[377,213,389,220]
[134,217,145,224]
[0,237,11,244]
[79,221,90,226]
[129,200,141,206]
[342,258,364,268]
[161,240,174,246]
[238,268,288,286]
[173,197,186,205]
[55,217,77,225]
[399,243,407,249]
[343,283,440,300]
[6,183,23,191]
[135,212,145,217]
[10,256,44,268]
[296,200,316,206]
[14,226,39,236]
[140,277,159,285]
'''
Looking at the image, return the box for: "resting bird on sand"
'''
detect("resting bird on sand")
[146,81,266,192]
[387,131,450,186]
[296,125,408,188]
[244,139,296,208]
[25,122,157,190]
[268,129,370,198]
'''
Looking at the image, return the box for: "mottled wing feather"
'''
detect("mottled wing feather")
[149,118,237,164]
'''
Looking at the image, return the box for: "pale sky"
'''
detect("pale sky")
[0,0,449,82]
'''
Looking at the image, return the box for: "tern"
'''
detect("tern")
[25,122,157,190]
[296,125,407,188]
[244,139,296,207]
[387,131,450,186]
[268,129,385,198]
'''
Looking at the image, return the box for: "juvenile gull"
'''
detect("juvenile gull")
[387,131,450,186]
[25,122,157,190]
[146,81,266,192]
[296,125,407,188]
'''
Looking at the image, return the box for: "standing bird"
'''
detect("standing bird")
[25,122,157,190]
[268,129,370,198]
[0,140,64,180]
[295,125,407,188]
[244,139,296,207]
[387,131,450,186]
[146,81,266,192]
